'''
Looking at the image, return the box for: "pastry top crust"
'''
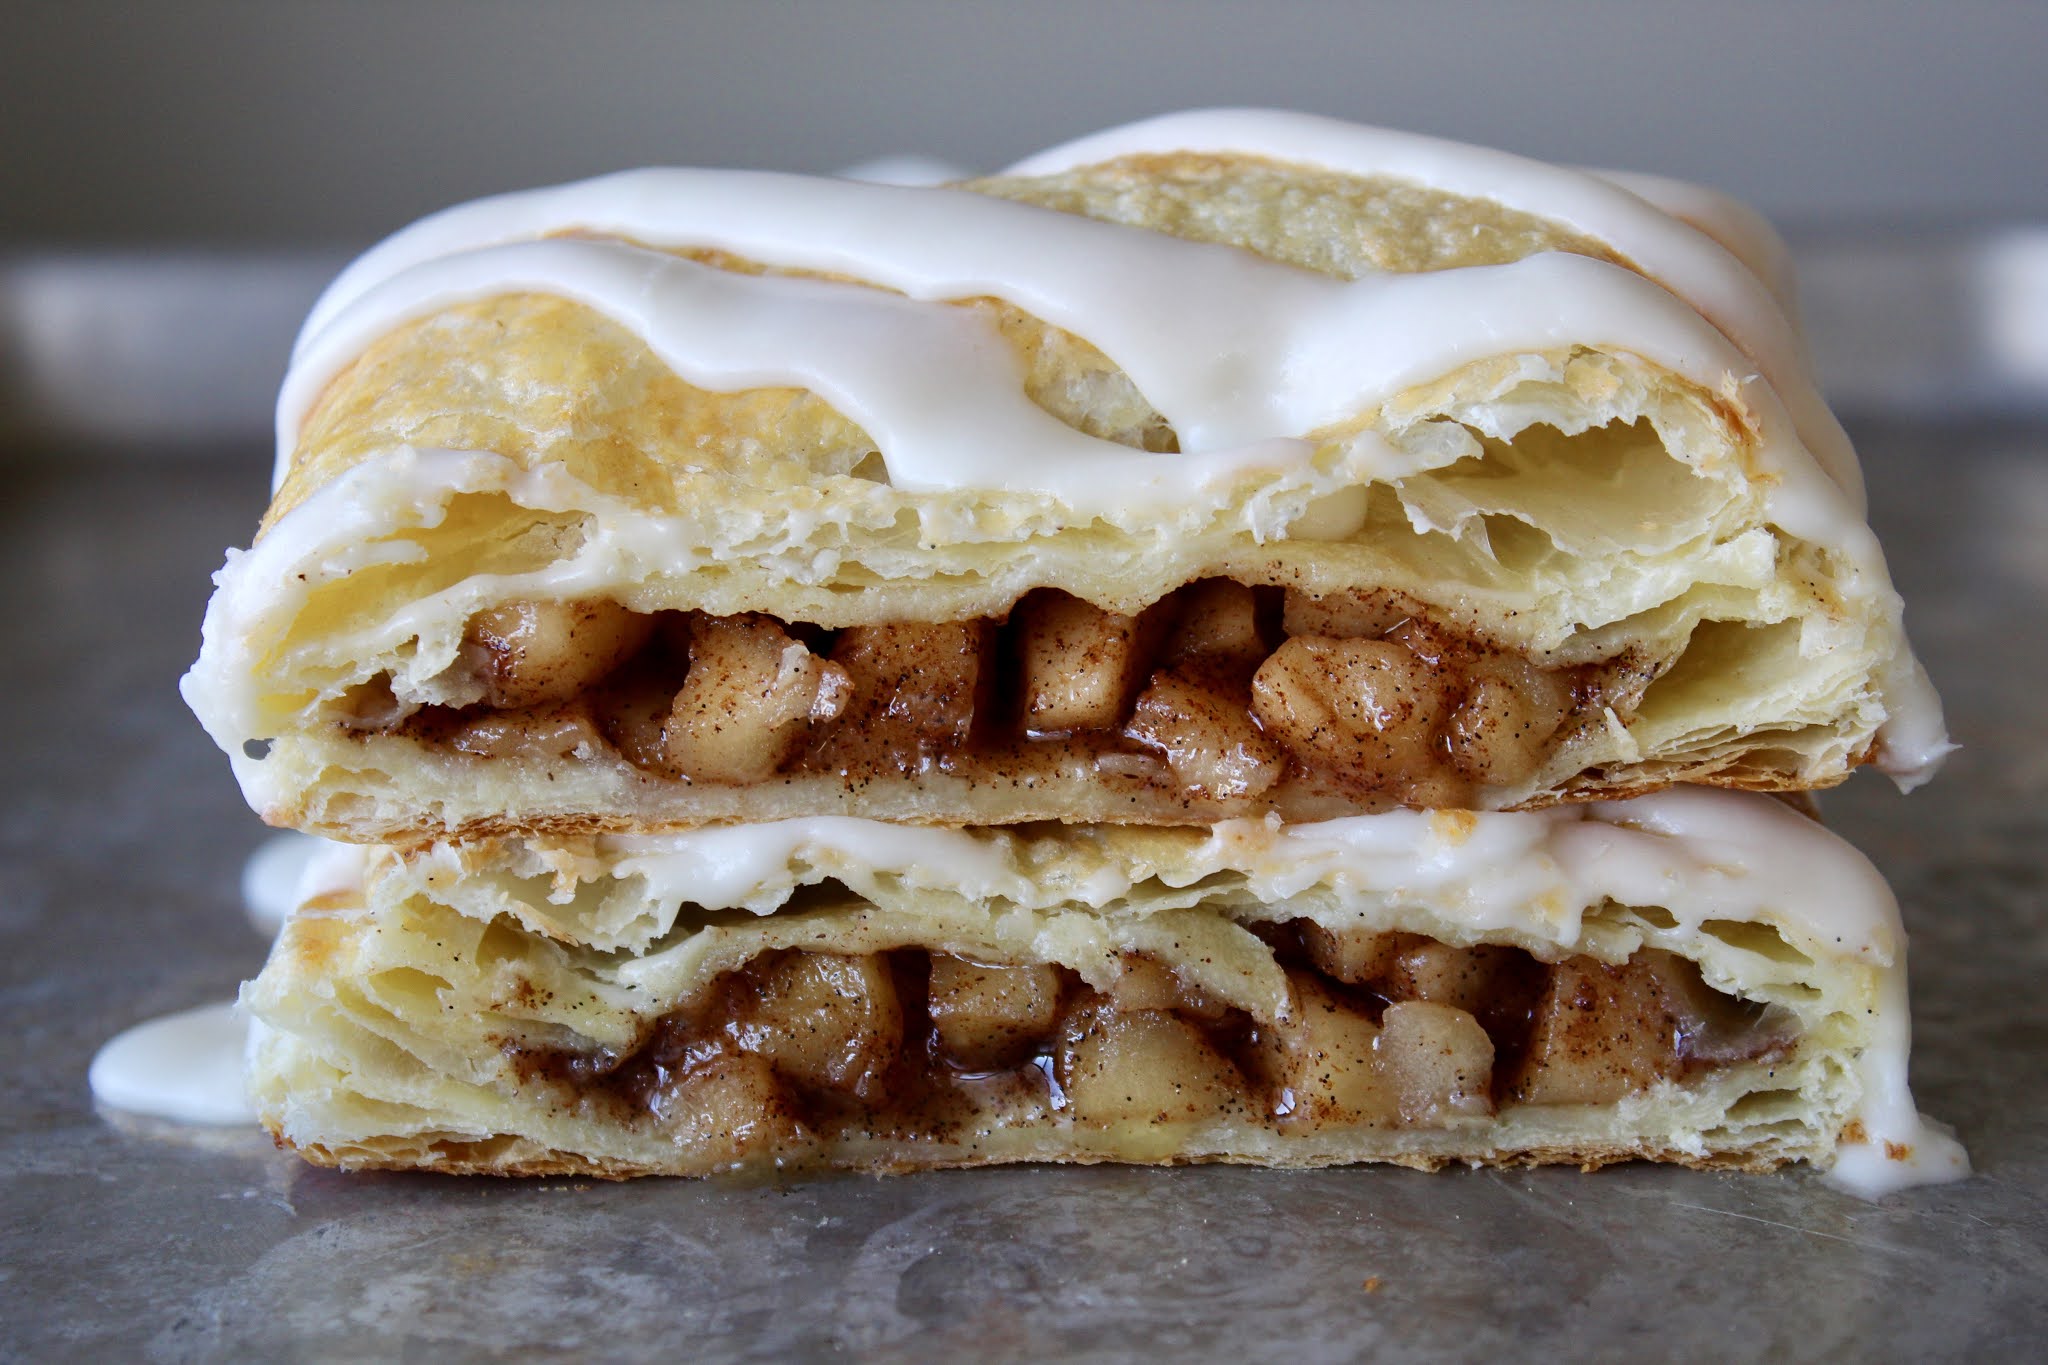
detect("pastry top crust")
[184,111,1949,827]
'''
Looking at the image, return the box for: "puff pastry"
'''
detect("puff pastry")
[183,110,1948,844]
[243,788,1959,1191]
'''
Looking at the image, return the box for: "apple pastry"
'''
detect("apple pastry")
[199,111,1960,1194]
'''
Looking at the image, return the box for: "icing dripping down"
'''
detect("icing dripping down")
[89,834,363,1131]
[1824,967,1971,1198]
[89,1002,254,1127]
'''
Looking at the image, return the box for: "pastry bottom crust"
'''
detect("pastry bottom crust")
[261,1095,1811,1181]
[261,726,1840,849]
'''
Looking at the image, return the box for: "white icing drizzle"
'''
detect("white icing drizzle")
[87,836,365,1130]
[290,114,1846,493]
[285,166,1346,467]
[88,1001,255,1126]
[604,818,1036,917]
[277,170,1805,494]
[1008,108,1858,508]
[579,790,1893,961]
[280,238,1317,514]
[282,120,1856,499]
[277,209,1871,562]
[1207,790,1900,959]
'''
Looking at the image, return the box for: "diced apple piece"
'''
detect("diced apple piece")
[1300,923,1422,987]
[1014,591,1153,732]
[726,952,902,1101]
[1376,1001,1495,1125]
[446,702,608,761]
[663,615,851,783]
[1162,580,1265,669]
[1057,1002,1244,1128]
[461,598,654,710]
[928,957,1062,1071]
[1125,672,1284,798]
[1444,659,1574,786]
[1250,970,1393,1127]
[1382,941,1522,1014]
[1251,636,1448,789]
[822,620,993,757]
[593,668,681,775]
[1504,956,1684,1106]
[645,1050,808,1166]
[1644,949,1793,1066]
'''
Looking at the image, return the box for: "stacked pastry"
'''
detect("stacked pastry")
[185,110,1964,1191]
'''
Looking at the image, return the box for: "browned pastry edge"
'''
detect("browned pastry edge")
[265,757,1854,854]
[271,1125,1796,1181]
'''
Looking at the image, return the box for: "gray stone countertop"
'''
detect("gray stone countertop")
[4,424,2044,1362]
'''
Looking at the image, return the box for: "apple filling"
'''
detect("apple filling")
[352,581,1638,806]
[504,926,1794,1166]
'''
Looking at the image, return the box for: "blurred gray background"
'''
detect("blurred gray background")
[5,0,2048,443]
[9,0,2048,243]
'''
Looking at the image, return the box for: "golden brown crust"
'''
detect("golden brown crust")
[968,155,1635,281]
[275,1129,1791,1181]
